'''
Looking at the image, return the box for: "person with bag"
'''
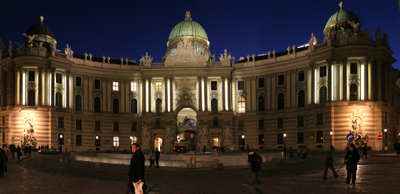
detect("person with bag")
[149,150,155,168]
[344,144,360,184]
[323,145,339,179]
[128,143,146,193]
[154,148,160,168]
[248,151,262,184]
[0,146,7,178]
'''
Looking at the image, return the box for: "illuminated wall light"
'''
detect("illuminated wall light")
[331,65,334,101]
[314,69,317,103]
[22,72,26,105]
[167,79,170,112]
[225,79,228,110]
[202,79,205,111]
[146,80,149,112]
[361,64,364,100]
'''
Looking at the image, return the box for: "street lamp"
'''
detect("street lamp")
[330,130,333,147]
[23,129,26,148]
[384,128,388,153]
[283,132,287,160]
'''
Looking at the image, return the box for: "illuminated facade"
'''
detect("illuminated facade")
[1,5,399,152]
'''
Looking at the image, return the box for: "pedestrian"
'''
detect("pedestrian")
[9,144,15,160]
[361,144,368,158]
[302,145,308,159]
[297,147,302,159]
[289,147,293,159]
[248,151,262,184]
[155,148,160,168]
[28,146,31,156]
[128,143,146,193]
[149,150,155,168]
[344,144,360,184]
[0,146,7,178]
[203,146,206,154]
[394,140,400,156]
[323,145,338,179]
[221,146,225,153]
[16,145,22,160]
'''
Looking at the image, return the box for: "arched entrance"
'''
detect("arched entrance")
[176,107,197,152]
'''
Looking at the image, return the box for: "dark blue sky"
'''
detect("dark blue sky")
[1,0,399,68]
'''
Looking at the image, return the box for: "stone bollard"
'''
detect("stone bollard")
[186,157,192,168]
[213,159,219,169]
[219,163,224,170]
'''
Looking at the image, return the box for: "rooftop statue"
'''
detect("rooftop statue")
[23,33,37,44]
[361,29,372,39]
[267,51,271,58]
[348,21,363,35]
[375,26,382,39]
[219,49,233,62]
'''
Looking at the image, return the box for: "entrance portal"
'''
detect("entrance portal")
[154,133,162,151]
[176,108,197,151]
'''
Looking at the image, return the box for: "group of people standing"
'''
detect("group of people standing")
[148,148,161,168]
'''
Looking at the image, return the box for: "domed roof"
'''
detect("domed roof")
[26,16,56,39]
[324,2,359,32]
[168,12,208,41]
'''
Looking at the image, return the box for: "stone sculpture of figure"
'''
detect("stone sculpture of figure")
[38,42,44,50]
[361,29,372,39]
[102,55,105,63]
[183,38,189,48]
[120,57,124,64]
[64,44,70,55]
[339,27,349,40]
[70,50,74,57]
[287,46,291,54]
[382,31,388,43]
[348,21,363,35]
[325,28,332,40]
[375,26,382,40]
[14,42,24,49]
[126,58,129,65]
[84,52,88,60]
[107,56,111,63]
[23,33,37,44]
[267,51,271,58]
[292,45,296,53]
[177,41,183,49]
[308,33,318,47]
[8,41,14,53]
[89,53,92,61]
[142,123,150,141]
[273,50,276,57]
[164,126,175,141]
[223,126,233,141]
[246,55,250,62]
[201,125,209,141]
[252,54,256,61]
[50,42,56,51]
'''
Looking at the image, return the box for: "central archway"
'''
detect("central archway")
[175,106,198,152]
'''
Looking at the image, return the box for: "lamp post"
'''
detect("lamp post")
[283,132,287,160]
[384,128,388,153]
[241,135,245,151]
[23,129,26,148]
[330,130,333,147]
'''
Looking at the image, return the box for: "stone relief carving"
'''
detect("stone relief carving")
[142,123,150,141]
[164,126,175,141]
[223,126,232,141]
[199,124,209,141]
[176,90,196,105]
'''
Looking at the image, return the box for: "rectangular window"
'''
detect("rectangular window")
[320,66,326,77]
[258,78,265,88]
[131,122,137,131]
[350,63,357,74]
[95,121,101,131]
[238,121,244,131]
[28,71,35,81]
[258,119,264,130]
[58,117,64,128]
[76,76,82,87]
[316,113,323,125]
[131,82,137,91]
[56,73,62,84]
[76,135,82,146]
[113,136,119,147]
[238,81,244,90]
[277,118,284,128]
[76,119,82,130]
[156,81,162,91]
[298,71,305,82]
[278,74,284,85]
[297,133,304,144]
[297,116,304,127]
[112,81,119,91]
[211,81,217,90]
[95,79,101,89]
[113,122,119,132]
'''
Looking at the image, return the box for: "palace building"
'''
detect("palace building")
[0,4,399,152]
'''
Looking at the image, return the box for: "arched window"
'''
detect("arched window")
[211,98,218,112]
[259,134,264,145]
[75,95,82,111]
[156,99,162,113]
[277,93,284,110]
[56,92,62,108]
[28,90,35,106]
[58,133,64,145]
[258,96,265,111]
[213,118,219,127]
[350,84,358,101]
[238,98,245,113]
[131,99,137,114]
[319,86,327,104]
[94,97,101,112]
[76,135,82,146]
[113,98,119,113]
[316,131,324,143]
[298,90,305,108]
[297,132,304,144]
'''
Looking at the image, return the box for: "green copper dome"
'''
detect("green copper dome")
[168,12,208,41]
[324,2,359,32]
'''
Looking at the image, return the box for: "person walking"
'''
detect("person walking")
[9,144,16,160]
[394,140,400,156]
[248,151,263,184]
[344,144,360,184]
[0,146,7,178]
[302,145,308,159]
[28,146,32,156]
[16,145,22,160]
[323,145,339,179]
[149,150,155,168]
[361,144,368,158]
[128,143,146,193]
[155,148,160,168]
[289,147,293,159]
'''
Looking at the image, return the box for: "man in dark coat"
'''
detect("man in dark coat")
[154,148,160,168]
[0,146,7,178]
[394,140,400,156]
[323,145,338,179]
[344,144,360,184]
[248,151,262,184]
[128,143,146,193]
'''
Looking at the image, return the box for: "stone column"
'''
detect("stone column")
[335,62,340,101]
[14,67,20,105]
[251,77,256,111]
[88,77,93,111]
[148,78,152,112]
[38,67,43,106]
[169,78,174,112]
[65,71,70,108]
[291,70,296,107]
[341,58,348,101]
[271,74,276,109]
[246,77,251,111]
[285,71,291,107]
[102,78,107,112]
[204,77,208,111]
[266,75,271,109]
[221,77,226,111]
[233,78,237,113]
[51,68,56,106]
[198,77,202,111]
[311,65,316,104]
[142,78,146,113]
[164,77,168,112]
[227,77,232,111]
[327,60,332,102]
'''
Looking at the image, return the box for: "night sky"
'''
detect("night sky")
[1,0,399,68]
